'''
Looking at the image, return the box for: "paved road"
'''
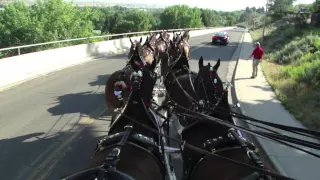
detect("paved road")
[0,29,244,180]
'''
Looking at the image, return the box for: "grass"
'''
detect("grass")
[250,20,320,131]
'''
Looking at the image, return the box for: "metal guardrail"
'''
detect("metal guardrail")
[0,27,220,56]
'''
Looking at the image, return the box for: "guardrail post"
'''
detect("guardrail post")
[18,48,20,56]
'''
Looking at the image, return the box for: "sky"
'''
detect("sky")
[74,0,315,11]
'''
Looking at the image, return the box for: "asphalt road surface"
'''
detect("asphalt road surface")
[0,29,244,180]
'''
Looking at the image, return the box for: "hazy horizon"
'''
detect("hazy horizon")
[70,0,315,11]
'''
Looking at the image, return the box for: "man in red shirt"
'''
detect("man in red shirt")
[247,42,264,78]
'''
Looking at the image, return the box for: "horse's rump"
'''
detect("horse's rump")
[88,142,165,180]
[189,147,253,180]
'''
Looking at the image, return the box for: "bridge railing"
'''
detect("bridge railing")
[0,27,218,56]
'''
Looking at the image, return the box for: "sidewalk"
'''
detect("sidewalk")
[234,33,320,180]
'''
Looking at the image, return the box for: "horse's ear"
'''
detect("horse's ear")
[214,59,220,70]
[146,36,149,42]
[129,37,133,44]
[199,56,204,68]
[139,37,143,43]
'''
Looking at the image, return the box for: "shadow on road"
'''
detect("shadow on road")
[0,125,108,180]
[88,74,110,87]
[52,124,107,180]
[47,91,107,118]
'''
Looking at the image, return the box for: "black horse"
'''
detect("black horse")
[163,39,197,127]
[63,42,163,180]
[179,58,274,180]
[162,38,274,179]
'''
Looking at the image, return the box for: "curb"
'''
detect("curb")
[228,32,287,176]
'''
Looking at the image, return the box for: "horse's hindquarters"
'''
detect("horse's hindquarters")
[89,143,165,180]
[189,147,253,180]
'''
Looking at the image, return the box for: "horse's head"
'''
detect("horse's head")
[144,32,158,50]
[195,56,224,106]
[173,31,182,44]
[111,42,156,128]
[138,33,158,65]
[128,40,157,73]
[168,39,190,70]
[170,30,190,58]
[156,31,170,52]
[160,31,170,41]
[128,37,142,59]
[182,30,190,41]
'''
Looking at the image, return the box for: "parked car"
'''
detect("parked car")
[212,32,229,45]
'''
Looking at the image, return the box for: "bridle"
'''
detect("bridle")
[194,66,224,111]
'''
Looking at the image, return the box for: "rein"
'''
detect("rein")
[119,111,293,180]
[170,68,320,156]
[164,66,276,179]
[194,68,226,111]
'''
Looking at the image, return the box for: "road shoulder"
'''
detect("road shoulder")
[234,32,320,180]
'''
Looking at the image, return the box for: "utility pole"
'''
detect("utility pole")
[261,0,269,43]
[253,9,256,29]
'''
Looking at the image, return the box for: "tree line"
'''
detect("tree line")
[0,0,245,51]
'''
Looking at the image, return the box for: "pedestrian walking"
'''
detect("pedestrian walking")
[247,42,264,78]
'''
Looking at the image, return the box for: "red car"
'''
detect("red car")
[212,32,229,45]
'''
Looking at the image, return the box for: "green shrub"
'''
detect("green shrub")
[280,57,320,88]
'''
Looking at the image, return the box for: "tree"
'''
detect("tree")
[268,0,296,14]
[100,7,153,34]
[200,9,227,27]
[0,0,94,48]
[0,1,36,47]
[0,0,249,51]
[160,5,203,29]
[310,0,320,12]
